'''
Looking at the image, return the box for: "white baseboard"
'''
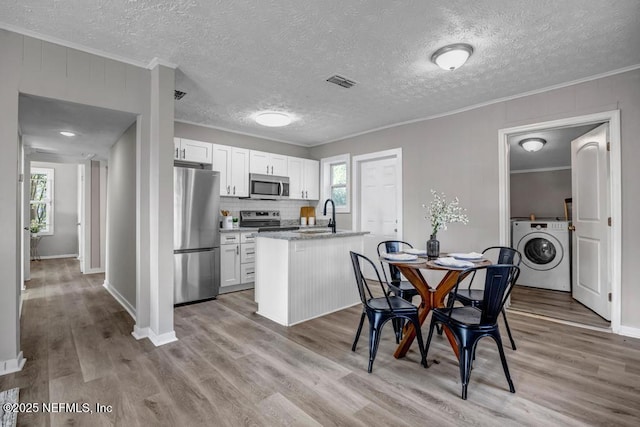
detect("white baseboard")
[102,280,136,320]
[84,267,105,274]
[619,325,640,339]
[0,352,26,376]
[38,254,78,260]
[148,330,178,347]
[131,325,150,340]
[131,326,178,347]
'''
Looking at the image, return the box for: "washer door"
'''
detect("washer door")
[517,232,564,271]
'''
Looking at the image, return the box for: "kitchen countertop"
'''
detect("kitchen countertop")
[256,230,369,240]
[219,225,331,233]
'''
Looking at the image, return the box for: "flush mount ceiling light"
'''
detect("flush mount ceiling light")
[519,137,547,152]
[59,131,76,137]
[254,112,292,127]
[431,43,474,71]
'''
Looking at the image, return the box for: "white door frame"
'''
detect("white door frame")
[498,110,621,334]
[351,148,403,238]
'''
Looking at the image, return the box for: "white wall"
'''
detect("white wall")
[106,124,137,309]
[30,161,78,257]
[310,69,640,330]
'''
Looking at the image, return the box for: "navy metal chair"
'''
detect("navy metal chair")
[350,251,427,373]
[448,246,521,350]
[376,240,420,343]
[425,264,520,400]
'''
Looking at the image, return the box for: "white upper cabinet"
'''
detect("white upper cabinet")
[230,147,250,197]
[288,156,319,200]
[250,150,288,176]
[303,159,320,200]
[212,144,249,197]
[288,157,304,199]
[174,138,213,164]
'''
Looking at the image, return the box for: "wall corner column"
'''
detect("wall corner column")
[147,60,176,346]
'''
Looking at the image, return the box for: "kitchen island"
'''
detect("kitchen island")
[255,229,368,326]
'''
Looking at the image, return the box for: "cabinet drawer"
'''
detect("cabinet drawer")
[221,233,240,244]
[241,232,256,243]
[241,263,255,283]
[241,243,256,263]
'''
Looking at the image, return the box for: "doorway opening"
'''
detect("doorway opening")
[498,111,621,333]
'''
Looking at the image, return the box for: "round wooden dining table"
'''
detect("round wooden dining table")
[382,256,491,360]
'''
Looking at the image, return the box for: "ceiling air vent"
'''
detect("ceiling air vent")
[326,75,357,89]
[174,90,187,100]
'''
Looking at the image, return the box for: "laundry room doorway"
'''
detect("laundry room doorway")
[497,111,621,333]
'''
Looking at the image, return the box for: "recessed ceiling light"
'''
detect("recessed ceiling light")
[60,131,76,137]
[431,43,474,71]
[519,137,547,152]
[254,112,292,127]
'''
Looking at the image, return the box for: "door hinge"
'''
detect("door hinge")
[608,217,611,227]
[606,142,610,152]
[608,292,612,302]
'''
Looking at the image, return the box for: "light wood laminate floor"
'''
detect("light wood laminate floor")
[510,285,611,328]
[1,258,639,426]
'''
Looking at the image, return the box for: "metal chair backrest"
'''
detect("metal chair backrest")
[483,246,521,266]
[350,251,393,310]
[450,264,520,325]
[376,240,413,284]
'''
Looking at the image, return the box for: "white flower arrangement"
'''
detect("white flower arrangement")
[422,189,469,237]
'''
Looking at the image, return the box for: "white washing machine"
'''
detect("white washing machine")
[511,220,571,291]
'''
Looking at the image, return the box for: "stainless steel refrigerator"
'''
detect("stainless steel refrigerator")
[174,167,221,304]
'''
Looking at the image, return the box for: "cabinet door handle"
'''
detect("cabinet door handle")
[270,165,274,174]
[246,251,255,255]
[181,148,186,159]
[301,191,304,198]
[233,186,236,195]
[236,245,239,255]
[227,185,230,195]
[175,147,179,158]
[266,165,269,174]
[305,190,308,198]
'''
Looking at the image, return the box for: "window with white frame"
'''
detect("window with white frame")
[30,167,54,235]
[321,154,350,213]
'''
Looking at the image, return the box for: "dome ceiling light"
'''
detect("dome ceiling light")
[431,43,474,71]
[59,131,76,137]
[519,137,547,152]
[254,112,292,127]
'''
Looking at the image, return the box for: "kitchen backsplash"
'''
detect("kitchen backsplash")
[220,197,318,220]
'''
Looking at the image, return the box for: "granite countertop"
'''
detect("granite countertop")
[256,230,370,240]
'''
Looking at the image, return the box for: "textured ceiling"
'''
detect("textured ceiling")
[508,124,599,171]
[19,94,137,162]
[3,1,640,146]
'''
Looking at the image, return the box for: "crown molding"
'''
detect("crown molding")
[147,57,178,70]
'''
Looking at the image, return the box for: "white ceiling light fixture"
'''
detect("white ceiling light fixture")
[431,43,474,71]
[254,112,292,127]
[519,137,547,152]
[59,131,76,137]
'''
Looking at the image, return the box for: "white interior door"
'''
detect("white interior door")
[359,157,399,278]
[571,123,610,320]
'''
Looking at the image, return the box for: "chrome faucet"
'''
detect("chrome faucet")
[323,199,336,233]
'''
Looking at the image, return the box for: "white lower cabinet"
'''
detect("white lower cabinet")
[220,232,255,293]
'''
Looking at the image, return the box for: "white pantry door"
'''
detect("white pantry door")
[571,123,610,320]
[359,157,399,278]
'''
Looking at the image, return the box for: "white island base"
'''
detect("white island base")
[255,231,366,326]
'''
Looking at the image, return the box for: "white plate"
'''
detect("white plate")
[383,253,418,262]
[448,252,483,260]
[434,257,475,268]
[404,248,427,255]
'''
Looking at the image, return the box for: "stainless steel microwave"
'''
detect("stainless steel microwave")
[248,173,290,200]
